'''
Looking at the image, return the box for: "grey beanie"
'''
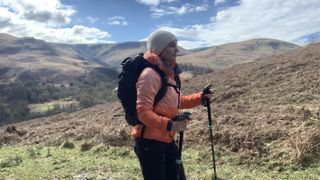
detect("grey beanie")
[147,30,177,55]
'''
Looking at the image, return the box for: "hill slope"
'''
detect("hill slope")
[0,33,190,82]
[184,42,320,165]
[1,42,319,166]
[0,33,107,83]
[177,38,299,70]
[1,33,298,83]
[0,33,120,123]
[52,41,190,71]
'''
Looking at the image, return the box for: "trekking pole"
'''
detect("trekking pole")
[203,84,217,180]
[174,111,191,180]
[176,130,184,180]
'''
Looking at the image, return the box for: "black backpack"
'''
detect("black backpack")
[117,53,169,126]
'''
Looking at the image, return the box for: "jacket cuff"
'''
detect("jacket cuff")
[166,120,173,131]
[201,92,207,106]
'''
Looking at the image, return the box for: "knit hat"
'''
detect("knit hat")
[147,30,177,55]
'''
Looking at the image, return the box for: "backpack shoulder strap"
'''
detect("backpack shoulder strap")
[152,64,182,106]
[174,64,182,90]
[149,65,167,106]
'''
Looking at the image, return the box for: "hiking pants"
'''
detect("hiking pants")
[134,138,186,180]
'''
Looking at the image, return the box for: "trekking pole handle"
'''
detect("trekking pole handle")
[202,84,212,106]
[202,84,212,95]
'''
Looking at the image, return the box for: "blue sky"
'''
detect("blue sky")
[0,0,320,49]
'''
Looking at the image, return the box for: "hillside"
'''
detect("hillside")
[1,42,319,167]
[1,34,300,81]
[52,42,146,70]
[0,33,189,82]
[0,33,106,83]
[177,38,299,70]
[53,41,190,71]
[1,33,299,83]
[0,33,121,123]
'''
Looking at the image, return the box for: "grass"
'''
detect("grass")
[0,144,141,180]
[0,143,320,180]
[33,103,55,112]
[28,99,79,113]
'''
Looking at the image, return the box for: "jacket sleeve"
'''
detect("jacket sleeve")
[136,68,171,131]
[179,92,202,109]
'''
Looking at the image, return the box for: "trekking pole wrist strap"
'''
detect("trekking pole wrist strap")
[167,120,173,131]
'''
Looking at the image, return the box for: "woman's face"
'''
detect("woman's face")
[159,40,179,66]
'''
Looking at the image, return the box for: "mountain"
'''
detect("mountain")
[52,42,146,69]
[52,41,190,71]
[177,38,299,70]
[0,33,119,124]
[1,42,319,166]
[0,33,111,84]
[1,33,299,83]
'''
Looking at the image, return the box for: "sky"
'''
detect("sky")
[0,0,320,49]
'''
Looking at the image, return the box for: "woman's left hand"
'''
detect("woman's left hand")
[203,89,214,99]
[201,88,214,106]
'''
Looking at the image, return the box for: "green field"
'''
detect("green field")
[28,99,79,114]
[1,142,319,180]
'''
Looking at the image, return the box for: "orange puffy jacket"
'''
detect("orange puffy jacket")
[131,51,202,143]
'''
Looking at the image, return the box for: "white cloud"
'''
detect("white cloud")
[46,25,112,44]
[178,40,210,50]
[214,0,227,6]
[135,0,177,6]
[215,10,230,21]
[151,3,209,18]
[21,25,112,44]
[107,16,128,26]
[136,0,160,6]
[160,0,320,47]
[164,0,177,3]
[0,0,112,43]
[0,7,12,26]
[1,0,75,26]
[87,16,100,24]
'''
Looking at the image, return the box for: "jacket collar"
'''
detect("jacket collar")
[143,50,175,78]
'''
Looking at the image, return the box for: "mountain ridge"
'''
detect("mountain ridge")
[177,38,299,70]
[0,33,300,83]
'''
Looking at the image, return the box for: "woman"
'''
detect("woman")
[132,30,212,180]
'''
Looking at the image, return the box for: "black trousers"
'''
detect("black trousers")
[134,138,186,180]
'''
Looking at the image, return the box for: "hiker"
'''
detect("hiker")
[132,29,213,180]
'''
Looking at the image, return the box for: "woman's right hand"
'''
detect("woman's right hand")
[171,120,188,132]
